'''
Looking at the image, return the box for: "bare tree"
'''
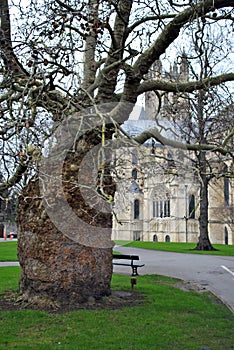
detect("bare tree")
[190,89,233,250]
[134,21,234,250]
[176,87,233,250]
[174,27,234,250]
[0,0,234,309]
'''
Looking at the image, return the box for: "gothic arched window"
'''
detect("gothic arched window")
[224,227,228,245]
[224,176,230,206]
[134,199,140,220]
[152,191,170,218]
[189,194,195,219]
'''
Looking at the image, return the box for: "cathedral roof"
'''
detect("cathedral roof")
[128,181,142,193]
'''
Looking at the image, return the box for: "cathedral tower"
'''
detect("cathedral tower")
[145,54,189,121]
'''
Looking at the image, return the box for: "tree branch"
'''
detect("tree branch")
[96,0,133,102]
[137,73,234,95]
[0,0,29,77]
[133,0,234,77]
[222,127,234,147]
[134,127,231,156]
[0,160,29,195]
[118,0,234,106]
[126,14,176,35]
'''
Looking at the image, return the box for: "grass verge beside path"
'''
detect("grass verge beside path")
[0,267,233,350]
[116,241,234,256]
[1,241,234,262]
[0,241,18,261]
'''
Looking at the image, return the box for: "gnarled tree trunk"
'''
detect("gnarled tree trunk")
[17,128,115,309]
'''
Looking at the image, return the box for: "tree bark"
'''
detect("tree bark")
[194,152,216,251]
[17,128,115,309]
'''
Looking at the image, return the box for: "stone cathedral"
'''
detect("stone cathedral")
[112,58,234,245]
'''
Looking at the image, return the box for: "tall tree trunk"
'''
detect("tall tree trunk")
[195,152,216,251]
[17,127,115,310]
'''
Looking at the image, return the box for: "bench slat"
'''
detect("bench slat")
[113,262,145,267]
[112,254,139,260]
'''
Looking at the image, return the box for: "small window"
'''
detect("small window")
[134,199,140,220]
[189,195,195,219]
[132,168,138,180]
[224,227,228,245]
[153,234,158,242]
[165,235,170,242]
[224,176,229,206]
[132,149,138,165]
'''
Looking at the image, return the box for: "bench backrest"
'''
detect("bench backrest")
[112,254,139,261]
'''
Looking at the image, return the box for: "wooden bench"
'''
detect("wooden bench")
[112,254,145,276]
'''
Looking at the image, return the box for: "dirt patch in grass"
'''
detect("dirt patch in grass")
[0,280,228,314]
[173,281,208,293]
[0,289,145,313]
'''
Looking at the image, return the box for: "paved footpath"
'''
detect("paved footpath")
[0,262,20,266]
[113,246,234,313]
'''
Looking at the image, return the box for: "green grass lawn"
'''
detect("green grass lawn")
[0,241,18,261]
[0,267,233,349]
[1,241,233,263]
[115,241,234,256]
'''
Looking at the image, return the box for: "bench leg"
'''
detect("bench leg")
[132,266,138,276]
